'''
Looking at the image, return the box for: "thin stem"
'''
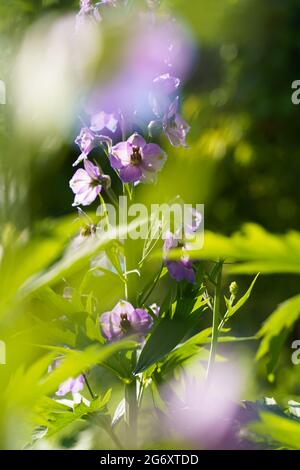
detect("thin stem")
[105,187,119,207]
[123,253,129,300]
[206,260,223,381]
[91,416,124,450]
[98,193,110,230]
[125,350,138,449]
[83,373,95,400]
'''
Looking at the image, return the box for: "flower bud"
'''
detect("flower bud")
[229,281,238,297]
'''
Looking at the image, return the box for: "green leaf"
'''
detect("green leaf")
[163,224,300,274]
[134,315,199,374]
[19,217,148,298]
[39,341,137,396]
[225,274,259,320]
[35,391,112,439]
[250,412,300,450]
[256,294,300,373]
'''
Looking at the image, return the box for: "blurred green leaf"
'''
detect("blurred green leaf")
[250,412,300,450]
[256,294,300,376]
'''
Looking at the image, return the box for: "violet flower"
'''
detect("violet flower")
[100,300,153,342]
[56,375,85,397]
[163,363,244,449]
[163,99,190,148]
[69,160,111,206]
[149,74,180,121]
[163,231,195,283]
[48,359,86,404]
[184,207,203,236]
[110,133,166,183]
[74,127,106,166]
[152,73,181,97]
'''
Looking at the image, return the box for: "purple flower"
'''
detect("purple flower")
[110,133,166,183]
[149,74,181,121]
[100,300,153,342]
[74,127,100,166]
[163,232,195,283]
[152,73,181,97]
[69,160,111,206]
[149,96,190,147]
[184,207,203,236]
[56,375,85,397]
[48,358,86,401]
[162,97,190,147]
[90,111,119,135]
[163,363,244,449]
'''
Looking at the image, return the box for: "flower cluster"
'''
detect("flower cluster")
[69,0,196,346]
[70,3,191,206]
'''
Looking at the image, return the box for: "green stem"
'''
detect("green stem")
[140,264,163,306]
[123,253,129,300]
[83,373,95,400]
[206,260,223,381]
[125,351,138,449]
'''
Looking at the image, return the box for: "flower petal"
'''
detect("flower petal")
[119,165,143,183]
[141,144,166,171]
[73,186,101,206]
[127,133,146,149]
[111,141,132,168]
[84,159,100,179]
[112,300,135,316]
[152,73,181,95]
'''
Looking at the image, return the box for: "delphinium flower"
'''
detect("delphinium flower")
[110,133,166,183]
[163,363,244,449]
[48,359,87,406]
[70,160,111,206]
[74,127,112,166]
[56,375,85,398]
[100,300,153,342]
[149,74,190,147]
[161,97,190,148]
[163,231,195,283]
[184,207,203,236]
